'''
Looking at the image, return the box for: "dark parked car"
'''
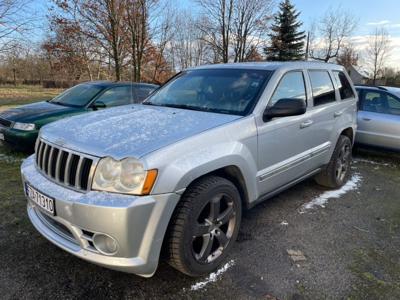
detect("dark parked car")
[355,85,400,151]
[0,81,159,151]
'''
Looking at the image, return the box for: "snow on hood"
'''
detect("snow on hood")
[40,104,241,159]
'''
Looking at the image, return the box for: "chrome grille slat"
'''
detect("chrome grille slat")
[34,138,96,192]
[75,157,84,189]
[34,139,40,154]
[37,141,44,167]
[41,143,48,170]
[55,150,63,181]
[47,146,55,175]
[64,152,73,186]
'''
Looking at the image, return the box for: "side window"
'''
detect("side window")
[359,90,396,114]
[94,86,133,108]
[270,71,306,106]
[309,70,336,106]
[333,71,355,100]
[387,94,400,110]
[134,87,156,103]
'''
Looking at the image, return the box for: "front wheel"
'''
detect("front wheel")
[315,135,352,188]
[166,176,242,276]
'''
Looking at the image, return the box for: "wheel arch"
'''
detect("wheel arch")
[184,165,250,208]
[340,127,354,144]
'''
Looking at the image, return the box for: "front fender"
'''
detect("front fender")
[151,141,259,203]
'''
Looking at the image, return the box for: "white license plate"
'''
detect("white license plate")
[0,133,4,140]
[26,183,56,215]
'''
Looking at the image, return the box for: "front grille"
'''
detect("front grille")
[35,139,96,191]
[0,117,12,127]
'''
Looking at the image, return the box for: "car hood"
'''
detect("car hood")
[41,104,241,159]
[0,101,81,123]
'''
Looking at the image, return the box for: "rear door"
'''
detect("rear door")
[303,70,339,167]
[357,89,400,149]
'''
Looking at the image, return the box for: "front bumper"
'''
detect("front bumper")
[0,126,38,152]
[21,156,180,277]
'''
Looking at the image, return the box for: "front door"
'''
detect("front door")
[256,70,316,195]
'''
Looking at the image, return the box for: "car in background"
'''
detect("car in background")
[0,81,159,151]
[355,85,400,151]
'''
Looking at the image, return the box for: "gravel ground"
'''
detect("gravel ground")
[0,146,399,300]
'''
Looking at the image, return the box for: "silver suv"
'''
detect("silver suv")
[21,62,358,277]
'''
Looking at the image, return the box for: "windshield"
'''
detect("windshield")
[144,69,272,115]
[50,84,104,107]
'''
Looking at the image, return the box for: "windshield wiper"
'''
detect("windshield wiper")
[143,102,237,115]
[158,103,208,112]
[142,101,156,106]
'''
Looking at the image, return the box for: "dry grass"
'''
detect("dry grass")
[0,85,64,106]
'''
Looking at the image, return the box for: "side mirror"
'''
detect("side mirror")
[263,98,306,121]
[92,100,106,110]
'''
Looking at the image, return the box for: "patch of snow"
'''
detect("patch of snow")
[0,153,23,164]
[41,104,240,159]
[353,158,390,167]
[189,260,235,291]
[280,220,289,226]
[300,174,362,213]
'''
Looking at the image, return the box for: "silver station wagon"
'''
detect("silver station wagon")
[21,62,358,277]
[355,85,400,150]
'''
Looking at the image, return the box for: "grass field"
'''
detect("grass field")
[0,85,64,107]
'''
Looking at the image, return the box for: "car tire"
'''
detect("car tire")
[166,175,242,277]
[315,135,352,189]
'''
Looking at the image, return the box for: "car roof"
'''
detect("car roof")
[381,86,400,95]
[355,85,389,91]
[188,61,345,72]
[79,81,159,88]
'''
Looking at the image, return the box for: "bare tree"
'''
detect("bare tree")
[125,0,154,82]
[336,45,358,71]
[232,0,273,62]
[309,7,357,62]
[168,11,210,71]
[47,1,103,81]
[77,0,128,81]
[197,0,234,63]
[0,0,35,52]
[147,1,175,82]
[367,27,391,85]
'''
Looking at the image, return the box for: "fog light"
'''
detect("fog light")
[92,233,118,255]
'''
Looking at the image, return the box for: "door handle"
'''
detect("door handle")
[362,117,371,121]
[300,120,313,129]
[334,111,343,118]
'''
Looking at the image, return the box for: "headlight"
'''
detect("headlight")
[12,122,36,131]
[92,157,157,195]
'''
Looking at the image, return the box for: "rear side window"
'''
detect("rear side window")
[309,70,336,106]
[270,71,306,106]
[333,71,355,100]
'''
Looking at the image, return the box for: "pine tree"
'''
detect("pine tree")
[265,0,305,61]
